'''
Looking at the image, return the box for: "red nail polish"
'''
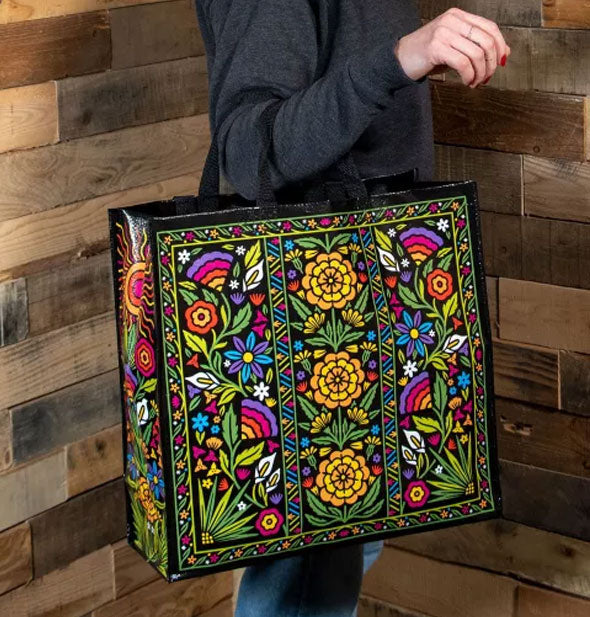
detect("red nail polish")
[483,76,491,85]
[500,54,506,66]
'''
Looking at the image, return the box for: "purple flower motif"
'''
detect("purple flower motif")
[224,331,272,382]
[372,453,381,463]
[287,269,297,279]
[302,466,311,476]
[395,310,434,357]
[296,370,306,381]
[401,271,412,283]
[187,384,200,399]
[357,262,366,271]
[368,359,377,370]
[403,468,415,480]
[270,492,284,505]
[230,292,245,305]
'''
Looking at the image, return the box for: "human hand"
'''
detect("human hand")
[394,7,511,87]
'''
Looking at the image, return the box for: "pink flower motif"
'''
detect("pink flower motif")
[461,265,471,275]
[462,505,470,514]
[468,313,477,323]
[385,209,393,218]
[174,435,184,445]
[319,217,331,227]
[172,395,180,409]
[428,203,439,212]
[257,545,267,554]
[164,306,174,316]
[482,480,489,489]
[283,221,292,231]
[185,231,195,241]
[374,522,383,530]
[339,529,350,537]
[236,468,251,480]
[457,219,466,228]
[427,433,441,446]
[181,535,191,545]
[304,535,313,544]
[168,357,178,368]
[271,237,280,244]
[178,484,187,495]
[161,255,170,265]
[232,226,243,237]
[478,434,485,442]
[210,553,220,563]
[403,480,430,508]
[255,508,284,537]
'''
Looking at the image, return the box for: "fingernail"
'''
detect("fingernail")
[500,54,507,66]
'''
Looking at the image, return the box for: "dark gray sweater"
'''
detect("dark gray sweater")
[194,0,435,200]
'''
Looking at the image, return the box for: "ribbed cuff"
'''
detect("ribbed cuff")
[347,33,426,108]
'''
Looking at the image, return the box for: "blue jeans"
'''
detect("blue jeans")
[234,539,384,617]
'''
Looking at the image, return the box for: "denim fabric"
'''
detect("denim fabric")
[234,539,384,617]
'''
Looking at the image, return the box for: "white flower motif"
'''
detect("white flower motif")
[253,381,270,401]
[403,360,418,378]
[237,501,246,511]
[223,359,231,368]
[435,465,443,475]
[178,249,191,264]
[255,453,276,484]
[401,258,410,268]
[236,245,246,256]
[402,445,417,466]
[403,429,426,453]
[229,279,239,290]
[437,219,450,232]
[387,228,397,238]
[136,398,149,425]
[429,329,435,338]
[442,334,468,354]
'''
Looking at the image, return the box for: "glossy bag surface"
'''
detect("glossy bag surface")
[108,169,501,581]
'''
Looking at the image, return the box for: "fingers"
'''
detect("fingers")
[430,36,476,86]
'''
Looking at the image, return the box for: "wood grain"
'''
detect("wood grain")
[0,113,208,222]
[0,523,31,595]
[0,546,113,617]
[93,571,233,617]
[480,211,522,280]
[30,479,125,577]
[110,0,204,69]
[431,81,586,160]
[492,340,559,408]
[0,82,57,154]
[500,459,590,541]
[434,145,522,215]
[0,451,66,532]
[0,409,12,472]
[362,545,517,617]
[0,278,28,347]
[542,0,590,28]
[524,156,590,224]
[67,424,123,497]
[418,0,542,26]
[58,56,208,140]
[496,397,590,478]
[560,351,590,416]
[486,276,499,337]
[10,369,120,465]
[0,174,199,280]
[0,12,110,89]
[516,584,590,617]
[358,597,427,617]
[112,540,159,599]
[388,518,590,600]
[0,313,117,409]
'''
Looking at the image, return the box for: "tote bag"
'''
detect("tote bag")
[108,100,501,581]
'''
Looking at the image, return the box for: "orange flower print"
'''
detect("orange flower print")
[316,449,370,507]
[310,351,364,409]
[185,300,218,335]
[426,268,453,301]
[301,251,357,310]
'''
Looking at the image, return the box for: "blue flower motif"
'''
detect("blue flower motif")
[224,331,273,383]
[351,232,358,243]
[293,340,304,351]
[300,437,310,448]
[367,330,376,342]
[126,452,139,480]
[395,310,434,357]
[371,424,380,435]
[211,425,220,434]
[192,412,209,432]
[147,461,164,500]
[449,386,457,395]
[284,240,295,251]
[457,371,471,388]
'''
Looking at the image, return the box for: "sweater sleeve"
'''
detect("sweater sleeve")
[204,0,424,200]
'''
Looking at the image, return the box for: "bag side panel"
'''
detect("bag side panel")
[109,208,169,579]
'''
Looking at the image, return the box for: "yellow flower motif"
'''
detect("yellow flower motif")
[303,313,326,334]
[365,436,381,447]
[162,281,172,291]
[285,248,302,261]
[319,447,331,457]
[441,509,449,518]
[301,251,357,310]
[350,441,363,450]
[187,555,196,564]
[451,201,460,210]
[301,446,318,458]
[202,479,213,488]
[460,434,469,444]
[361,341,378,353]
[341,309,365,327]
[398,376,409,386]
[315,449,369,507]
[180,509,189,520]
[266,397,277,407]
[480,498,488,508]
[308,219,318,229]
[345,344,359,353]
[294,350,312,363]
[206,437,223,450]
[347,406,369,425]
[448,396,463,410]
[311,412,332,433]
[209,229,219,238]
[465,289,474,299]
[310,351,365,409]
[163,235,172,244]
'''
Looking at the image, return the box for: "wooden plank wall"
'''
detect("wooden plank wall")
[0,1,232,615]
[360,2,590,617]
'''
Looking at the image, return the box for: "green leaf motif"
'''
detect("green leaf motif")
[443,293,458,320]
[184,331,208,355]
[397,285,421,310]
[413,416,442,434]
[244,242,261,269]
[235,442,265,467]
[374,227,393,252]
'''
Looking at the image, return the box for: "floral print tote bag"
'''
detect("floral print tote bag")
[108,101,501,581]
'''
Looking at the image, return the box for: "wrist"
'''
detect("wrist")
[394,34,428,82]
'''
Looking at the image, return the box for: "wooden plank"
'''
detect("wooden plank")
[30,479,125,577]
[0,173,199,281]
[498,278,590,354]
[445,27,590,96]
[418,0,542,26]
[0,0,173,23]
[0,409,12,472]
[493,340,559,408]
[500,459,590,541]
[0,546,113,617]
[524,156,590,224]
[388,518,590,600]
[0,113,207,222]
[0,12,110,89]
[362,545,516,617]
[0,82,57,154]
[93,571,233,617]
[480,212,522,280]
[542,0,590,29]
[0,313,117,409]
[0,451,66,532]
[200,597,233,617]
[58,56,208,140]
[434,145,522,215]
[111,0,204,69]
[112,540,159,599]
[486,276,499,338]
[10,370,120,465]
[516,584,590,617]
[560,351,590,416]
[67,424,123,498]
[0,523,31,595]
[0,278,28,347]
[27,252,113,337]
[358,597,427,617]
[496,397,590,478]
[431,81,586,160]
